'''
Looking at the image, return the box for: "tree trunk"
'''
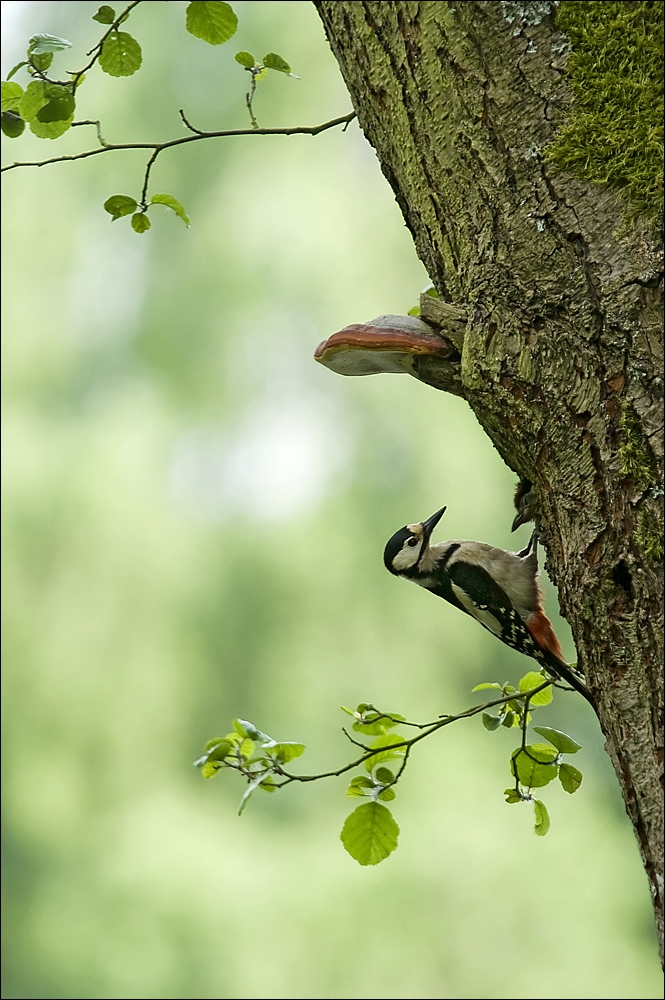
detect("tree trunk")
[314,0,664,953]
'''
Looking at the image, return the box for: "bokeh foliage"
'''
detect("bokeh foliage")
[2,2,661,997]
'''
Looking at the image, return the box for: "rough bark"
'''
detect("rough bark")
[314,0,664,952]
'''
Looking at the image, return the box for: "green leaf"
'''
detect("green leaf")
[93,5,116,23]
[378,787,396,801]
[232,718,249,737]
[364,734,406,773]
[131,212,151,233]
[472,682,502,692]
[104,195,138,220]
[18,81,48,121]
[186,2,238,45]
[559,762,583,794]
[340,802,399,866]
[504,788,522,804]
[346,783,370,798]
[29,114,73,139]
[259,776,277,792]
[206,739,232,761]
[237,738,255,760]
[1,112,25,137]
[482,712,502,731]
[501,710,517,728]
[238,772,266,815]
[6,61,28,80]
[407,306,420,316]
[29,33,72,54]
[423,284,440,298]
[519,671,553,706]
[533,726,582,754]
[263,52,291,74]
[374,766,394,784]
[99,31,142,77]
[30,52,54,72]
[235,51,255,68]
[36,86,75,123]
[340,706,355,717]
[268,742,305,763]
[201,760,221,779]
[1,82,23,113]
[534,799,551,836]
[204,736,226,751]
[149,193,190,226]
[511,744,559,789]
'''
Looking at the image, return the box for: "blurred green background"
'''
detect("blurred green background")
[1,3,661,998]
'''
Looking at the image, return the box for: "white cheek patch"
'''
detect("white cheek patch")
[392,541,422,571]
[452,584,502,635]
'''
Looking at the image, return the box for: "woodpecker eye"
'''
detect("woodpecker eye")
[407,537,419,547]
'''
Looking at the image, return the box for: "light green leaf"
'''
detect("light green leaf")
[235,51,255,68]
[519,671,553,705]
[533,726,582,754]
[340,802,399,866]
[364,733,406,773]
[6,61,28,80]
[1,82,23,113]
[407,306,420,316]
[501,710,517,728]
[423,284,440,298]
[259,776,277,792]
[559,762,583,794]
[206,739,232,761]
[482,712,502,731]
[1,112,25,137]
[29,113,73,138]
[18,81,47,121]
[504,788,522,803]
[201,760,221,779]
[378,787,396,801]
[99,31,142,77]
[340,706,355,717]
[93,5,116,23]
[534,799,551,836]
[472,682,502,692]
[150,193,191,226]
[346,783,369,798]
[238,772,266,815]
[29,33,72,54]
[103,194,138,220]
[374,766,394,784]
[186,2,238,45]
[204,736,226,751]
[30,51,54,72]
[268,742,305,763]
[263,52,291,74]
[511,744,559,789]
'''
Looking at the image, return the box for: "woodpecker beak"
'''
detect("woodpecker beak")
[511,510,527,532]
[421,506,447,543]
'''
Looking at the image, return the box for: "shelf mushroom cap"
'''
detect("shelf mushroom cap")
[314,314,455,377]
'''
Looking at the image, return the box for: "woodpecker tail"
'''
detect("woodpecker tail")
[525,609,596,710]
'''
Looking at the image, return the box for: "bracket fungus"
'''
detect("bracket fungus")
[314,298,468,395]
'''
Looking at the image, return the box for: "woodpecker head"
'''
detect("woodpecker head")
[384,506,447,577]
[512,478,535,531]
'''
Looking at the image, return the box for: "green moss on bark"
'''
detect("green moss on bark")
[548,1,664,220]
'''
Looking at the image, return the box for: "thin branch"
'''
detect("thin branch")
[73,0,143,85]
[1,112,358,174]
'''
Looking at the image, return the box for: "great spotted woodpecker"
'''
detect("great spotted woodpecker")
[512,478,537,532]
[384,507,595,709]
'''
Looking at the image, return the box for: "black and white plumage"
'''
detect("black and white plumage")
[384,506,595,709]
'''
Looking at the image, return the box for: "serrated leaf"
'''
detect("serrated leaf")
[150,193,190,226]
[364,734,406,773]
[534,799,551,836]
[472,682,502,692]
[559,762,583,794]
[36,87,75,123]
[533,726,582,754]
[519,671,553,705]
[504,788,522,803]
[201,760,221,779]
[340,802,399,866]
[131,212,150,233]
[263,52,291,74]
[235,50,255,68]
[511,744,559,789]
[93,5,116,23]
[186,1,238,45]
[104,194,138,220]
[1,111,25,137]
[268,742,305,763]
[29,33,72,54]
[30,52,54,72]
[99,31,142,77]
[1,82,23,113]
[482,712,502,731]
[6,61,28,80]
[18,81,47,121]
[29,114,73,139]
